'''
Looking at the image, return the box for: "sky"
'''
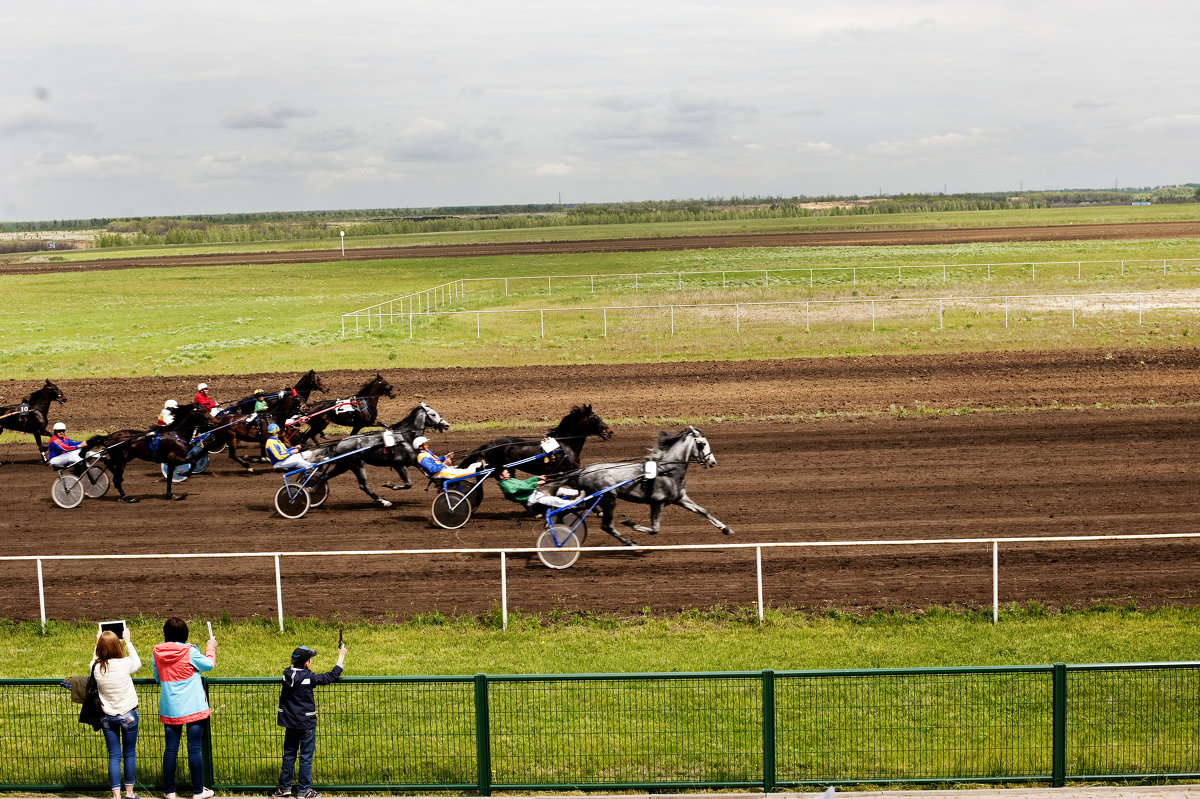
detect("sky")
[3,0,1198,221]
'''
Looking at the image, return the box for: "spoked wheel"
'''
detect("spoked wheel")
[202,436,227,454]
[51,475,85,509]
[537,525,582,569]
[552,510,588,545]
[274,485,311,519]
[431,489,472,529]
[160,463,191,483]
[308,479,330,508]
[189,451,209,474]
[80,465,110,499]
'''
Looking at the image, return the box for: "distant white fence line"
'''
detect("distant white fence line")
[344,289,1200,340]
[339,257,1200,337]
[8,531,1199,631]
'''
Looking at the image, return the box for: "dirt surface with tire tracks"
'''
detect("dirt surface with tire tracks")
[6,220,1200,274]
[3,347,1200,622]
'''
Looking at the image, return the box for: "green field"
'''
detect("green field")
[4,236,1200,381]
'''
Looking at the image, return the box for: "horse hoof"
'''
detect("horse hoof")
[172,494,187,501]
[379,500,393,508]
[245,468,255,474]
[121,496,139,504]
[384,483,410,491]
[722,526,734,536]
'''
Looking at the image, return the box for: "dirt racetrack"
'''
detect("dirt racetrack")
[3,347,1200,623]
[6,220,1200,275]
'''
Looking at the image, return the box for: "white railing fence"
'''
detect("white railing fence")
[339,258,1200,337]
[9,532,1198,632]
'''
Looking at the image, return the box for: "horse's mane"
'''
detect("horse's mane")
[649,427,692,458]
[357,374,384,394]
[28,380,58,402]
[549,404,593,435]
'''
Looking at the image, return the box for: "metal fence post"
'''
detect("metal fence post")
[500,552,507,630]
[474,674,492,796]
[1052,663,1067,787]
[756,547,764,623]
[992,541,999,624]
[603,307,608,337]
[670,306,675,335]
[36,558,45,632]
[274,554,284,633]
[762,669,776,793]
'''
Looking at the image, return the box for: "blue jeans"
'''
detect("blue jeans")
[277,727,316,793]
[162,720,206,796]
[101,708,139,790]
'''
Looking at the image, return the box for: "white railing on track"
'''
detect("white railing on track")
[10,531,1199,632]
[346,290,1200,339]
[339,257,1200,336]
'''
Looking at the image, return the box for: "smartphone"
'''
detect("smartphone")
[338,627,344,648]
[207,621,213,639]
[99,620,126,638]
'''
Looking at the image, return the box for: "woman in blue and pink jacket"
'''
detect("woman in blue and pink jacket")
[152,617,217,799]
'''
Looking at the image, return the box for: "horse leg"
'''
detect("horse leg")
[676,492,733,535]
[384,465,412,491]
[624,503,663,535]
[111,459,137,503]
[351,463,391,507]
[599,494,635,546]
[226,436,255,472]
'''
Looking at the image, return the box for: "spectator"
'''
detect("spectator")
[152,617,216,799]
[271,643,347,799]
[93,628,142,799]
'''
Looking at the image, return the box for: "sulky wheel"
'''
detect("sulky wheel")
[307,479,330,508]
[537,525,582,569]
[465,477,484,509]
[552,510,588,545]
[274,484,311,519]
[161,463,191,483]
[81,465,110,499]
[189,451,209,475]
[202,436,226,454]
[431,489,472,529]
[51,475,85,509]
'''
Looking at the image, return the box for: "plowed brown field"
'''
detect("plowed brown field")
[3,347,1199,622]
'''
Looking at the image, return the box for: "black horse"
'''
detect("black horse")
[302,403,451,507]
[291,373,396,443]
[0,379,66,459]
[458,404,614,478]
[572,426,732,545]
[83,403,210,502]
[217,370,329,417]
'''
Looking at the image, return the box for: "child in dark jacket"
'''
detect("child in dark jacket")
[270,643,346,799]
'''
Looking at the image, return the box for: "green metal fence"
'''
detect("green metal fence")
[2,662,1198,794]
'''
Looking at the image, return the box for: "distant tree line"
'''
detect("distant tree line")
[3,186,1197,247]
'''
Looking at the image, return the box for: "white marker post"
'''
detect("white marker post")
[339,230,345,257]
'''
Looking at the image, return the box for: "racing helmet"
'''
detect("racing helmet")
[254,388,264,396]
[413,436,429,448]
[197,383,208,391]
[164,399,178,409]
[52,422,66,432]
[267,423,280,433]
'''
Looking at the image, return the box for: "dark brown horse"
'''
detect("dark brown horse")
[288,373,396,445]
[216,370,329,418]
[458,404,614,477]
[83,403,210,502]
[0,380,66,459]
[209,392,304,471]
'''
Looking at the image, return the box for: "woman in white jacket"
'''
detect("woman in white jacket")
[93,629,142,799]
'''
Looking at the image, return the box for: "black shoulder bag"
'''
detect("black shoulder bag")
[78,663,103,731]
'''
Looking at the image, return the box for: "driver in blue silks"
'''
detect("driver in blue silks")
[414,436,480,480]
[48,422,85,469]
[265,424,312,471]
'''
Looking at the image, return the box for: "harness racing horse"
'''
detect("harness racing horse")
[83,403,211,502]
[302,403,451,507]
[290,373,396,443]
[212,391,304,471]
[572,426,732,546]
[458,404,614,477]
[217,370,329,417]
[0,379,66,459]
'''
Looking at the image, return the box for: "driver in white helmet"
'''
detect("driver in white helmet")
[157,399,179,427]
[414,436,481,479]
[47,422,85,469]
[194,383,219,416]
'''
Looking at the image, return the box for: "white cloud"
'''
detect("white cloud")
[536,162,573,176]
[222,103,316,130]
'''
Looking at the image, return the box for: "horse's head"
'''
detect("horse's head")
[362,373,396,399]
[37,379,67,404]
[558,404,614,440]
[686,426,717,468]
[419,402,451,432]
[298,370,329,396]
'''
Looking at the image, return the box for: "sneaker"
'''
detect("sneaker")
[298,791,322,799]
[193,790,215,799]
[163,793,177,799]
[270,789,291,799]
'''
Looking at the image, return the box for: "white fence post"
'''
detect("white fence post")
[603,308,608,337]
[992,541,999,624]
[871,300,875,331]
[476,312,481,339]
[540,310,545,338]
[274,554,284,633]
[756,546,764,624]
[735,303,740,333]
[501,552,508,631]
[670,306,675,335]
[37,558,45,632]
